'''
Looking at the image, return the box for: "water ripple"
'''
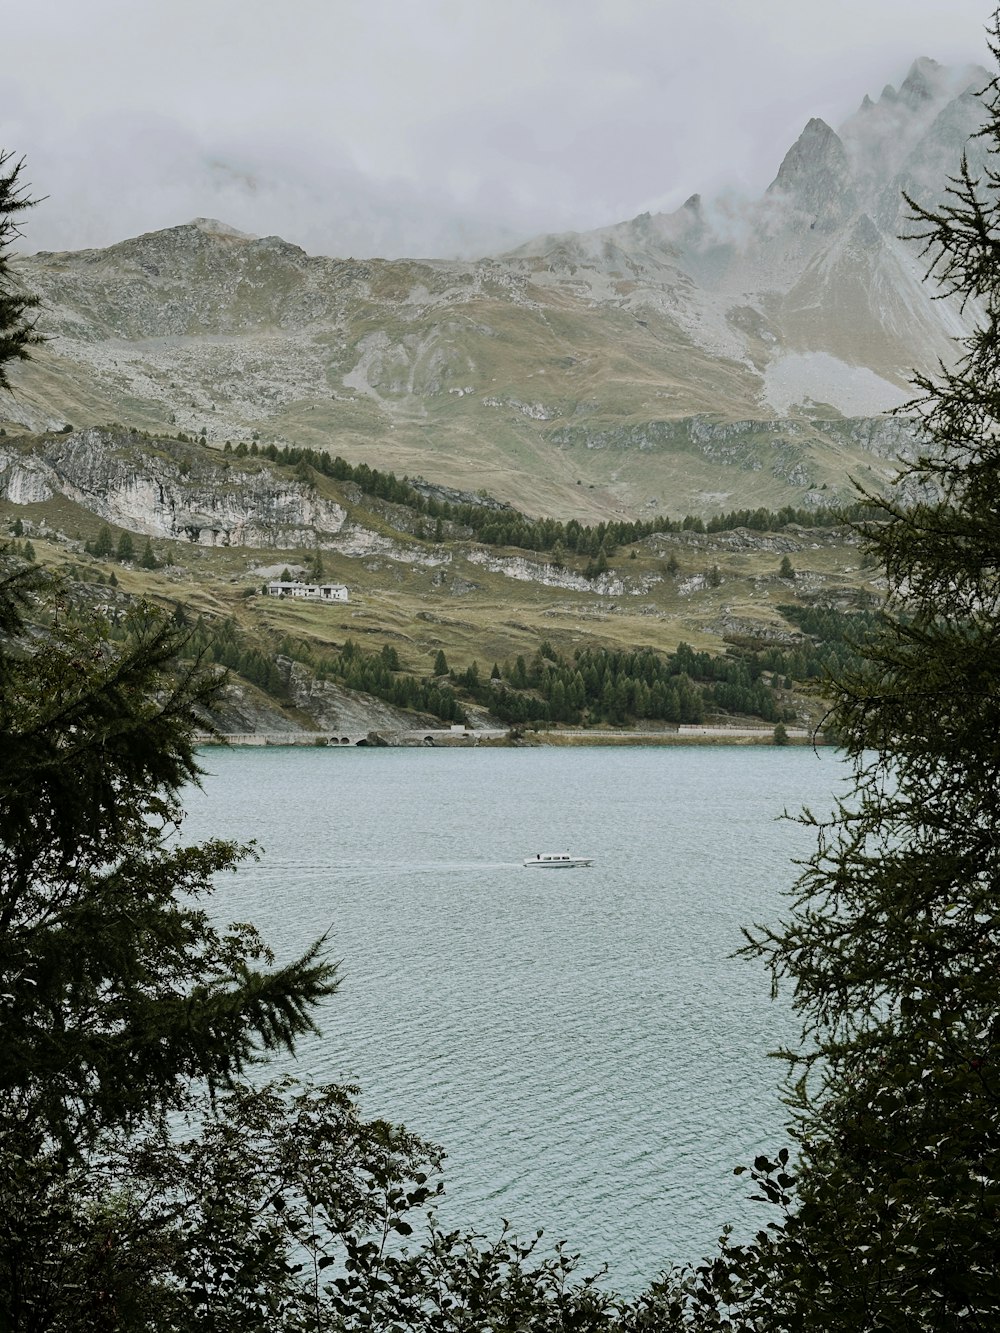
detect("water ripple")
[184,745,849,1293]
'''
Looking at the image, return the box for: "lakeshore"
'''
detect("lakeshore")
[199,723,823,748]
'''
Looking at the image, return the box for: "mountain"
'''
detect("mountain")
[0,421,876,742]
[3,57,988,522]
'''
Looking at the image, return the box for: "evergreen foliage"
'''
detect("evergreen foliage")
[171,608,882,731]
[0,556,358,1326]
[84,524,115,559]
[115,530,135,563]
[174,617,467,725]
[686,21,1000,1325]
[255,440,866,561]
[463,640,796,728]
[0,563,339,1146]
[138,535,158,569]
[0,151,42,394]
[84,523,162,568]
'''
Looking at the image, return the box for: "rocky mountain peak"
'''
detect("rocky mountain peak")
[838,56,989,228]
[899,56,942,105]
[764,118,855,234]
[768,118,849,197]
[850,57,986,128]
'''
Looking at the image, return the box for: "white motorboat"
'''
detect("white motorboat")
[523,852,593,868]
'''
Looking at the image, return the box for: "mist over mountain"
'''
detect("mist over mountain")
[5,56,988,522]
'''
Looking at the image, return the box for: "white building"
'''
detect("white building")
[266,580,349,602]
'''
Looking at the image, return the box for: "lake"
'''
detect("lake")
[182,743,850,1293]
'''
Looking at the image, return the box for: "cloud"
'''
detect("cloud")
[3,0,993,258]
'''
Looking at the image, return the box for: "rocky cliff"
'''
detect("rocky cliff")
[0,427,346,548]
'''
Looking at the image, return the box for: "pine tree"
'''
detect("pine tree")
[0,152,42,394]
[724,21,1000,1326]
[0,578,339,1144]
[91,524,114,559]
[115,530,135,563]
[380,643,400,672]
[0,563,341,1323]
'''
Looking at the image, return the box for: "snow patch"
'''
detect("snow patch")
[762,352,910,416]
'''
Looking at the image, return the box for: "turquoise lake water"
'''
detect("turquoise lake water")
[181,744,850,1293]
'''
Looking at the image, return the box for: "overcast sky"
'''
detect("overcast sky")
[3,0,995,259]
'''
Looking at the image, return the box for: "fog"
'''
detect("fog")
[3,0,993,258]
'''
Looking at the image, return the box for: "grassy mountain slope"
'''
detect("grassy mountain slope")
[2,424,880,737]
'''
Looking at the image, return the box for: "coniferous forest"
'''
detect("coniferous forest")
[220,435,872,566]
[166,609,873,730]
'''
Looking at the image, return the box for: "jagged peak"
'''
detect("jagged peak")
[897,55,987,106]
[838,56,990,205]
[117,218,306,261]
[801,116,838,138]
[899,56,941,103]
[768,118,848,195]
[858,57,987,120]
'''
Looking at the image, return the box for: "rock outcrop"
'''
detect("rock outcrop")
[0,427,346,547]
